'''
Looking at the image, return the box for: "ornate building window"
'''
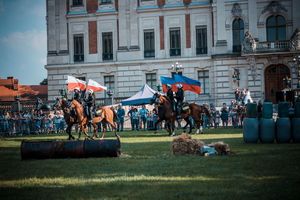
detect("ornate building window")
[104,75,115,91]
[144,30,155,58]
[102,32,113,61]
[73,34,84,62]
[198,70,209,94]
[232,18,244,52]
[146,73,157,89]
[196,26,207,55]
[170,28,181,56]
[266,15,286,42]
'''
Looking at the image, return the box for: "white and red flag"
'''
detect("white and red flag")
[86,79,107,92]
[66,75,86,91]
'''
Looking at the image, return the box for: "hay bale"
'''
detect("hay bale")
[208,141,231,155]
[171,133,205,155]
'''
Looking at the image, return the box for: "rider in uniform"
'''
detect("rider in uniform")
[73,87,81,103]
[175,84,184,115]
[84,89,95,122]
[166,84,176,112]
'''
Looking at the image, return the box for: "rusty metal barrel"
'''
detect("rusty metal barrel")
[21,139,121,160]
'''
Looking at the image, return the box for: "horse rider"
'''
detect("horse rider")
[175,84,184,115]
[84,89,95,122]
[166,84,176,112]
[73,87,81,103]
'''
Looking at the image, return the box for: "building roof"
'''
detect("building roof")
[0,84,48,102]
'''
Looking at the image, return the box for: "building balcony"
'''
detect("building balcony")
[242,40,291,55]
[242,29,300,55]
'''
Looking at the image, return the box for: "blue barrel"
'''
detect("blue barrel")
[278,102,289,118]
[262,102,273,119]
[243,118,259,143]
[246,103,257,118]
[259,118,275,143]
[276,118,291,143]
[294,102,300,118]
[292,118,300,142]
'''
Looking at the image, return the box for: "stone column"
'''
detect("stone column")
[129,0,139,49]
[47,0,56,52]
[59,0,68,53]
[293,0,300,29]
[215,0,227,53]
[248,0,257,37]
[118,0,128,50]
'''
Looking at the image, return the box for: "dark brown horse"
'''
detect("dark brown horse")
[151,93,176,136]
[53,98,119,140]
[181,103,211,134]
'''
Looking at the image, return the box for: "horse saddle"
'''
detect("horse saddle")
[182,102,190,111]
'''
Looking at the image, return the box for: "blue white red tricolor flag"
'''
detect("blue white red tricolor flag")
[160,75,202,94]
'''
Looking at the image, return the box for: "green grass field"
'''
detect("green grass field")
[1,128,300,200]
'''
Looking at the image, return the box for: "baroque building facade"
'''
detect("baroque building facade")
[45,0,300,105]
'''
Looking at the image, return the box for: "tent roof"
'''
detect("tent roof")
[121,84,157,106]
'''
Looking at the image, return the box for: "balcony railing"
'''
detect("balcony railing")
[144,50,155,58]
[102,53,113,61]
[170,48,181,56]
[74,54,84,62]
[242,40,291,54]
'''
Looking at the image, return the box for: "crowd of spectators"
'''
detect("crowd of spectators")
[0,110,66,136]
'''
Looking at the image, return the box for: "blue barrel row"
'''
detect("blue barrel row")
[243,102,300,143]
[246,101,300,118]
[243,118,300,143]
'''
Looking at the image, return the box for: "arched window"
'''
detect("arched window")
[266,15,286,42]
[232,18,244,52]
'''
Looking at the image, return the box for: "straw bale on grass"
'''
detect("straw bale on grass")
[171,133,205,155]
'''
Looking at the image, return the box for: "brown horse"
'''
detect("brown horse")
[93,106,119,139]
[151,93,176,136]
[181,103,211,134]
[54,98,119,140]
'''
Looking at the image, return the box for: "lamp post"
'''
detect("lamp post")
[107,89,114,105]
[171,61,182,74]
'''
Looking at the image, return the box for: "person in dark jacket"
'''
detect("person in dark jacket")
[73,87,81,102]
[175,84,184,115]
[166,84,176,112]
[84,89,95,122]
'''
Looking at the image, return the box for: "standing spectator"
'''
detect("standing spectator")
[117,105,125,132]
[234,88,240,101]
[139,105,149,130]
[215,110,221,128]
[53,111,62,134]
[220,103,229,128]
[131,108,139,131]
[128,107,135,131]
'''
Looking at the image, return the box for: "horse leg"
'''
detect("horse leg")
[67,125,75,140]
[154,118,162,134]
[182,117,191,133]
[111,122,120,140]
[92,123,99,139]
[195,120,202,134]
[170,120,176,136]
